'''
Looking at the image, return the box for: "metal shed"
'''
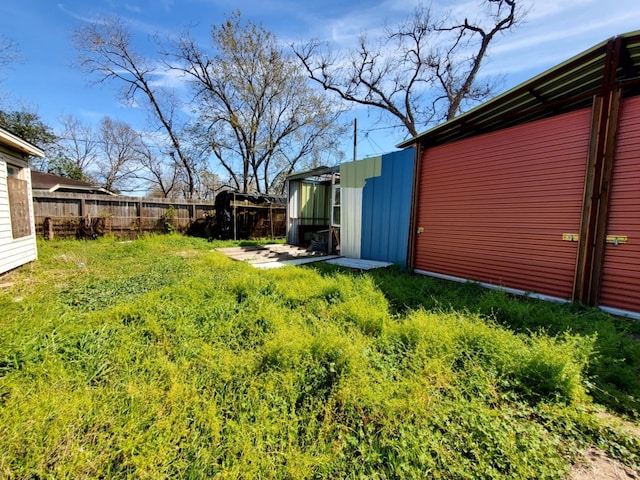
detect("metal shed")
[285,166,339,251]
[399,31,640,318]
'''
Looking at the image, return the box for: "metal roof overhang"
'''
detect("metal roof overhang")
[286,165,340,182]
[398,30,640,149]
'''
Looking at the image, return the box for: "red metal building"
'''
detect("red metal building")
[399,31,640,319]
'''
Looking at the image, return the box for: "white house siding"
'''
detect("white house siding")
[0,153,37,275]
[339,187,362,258]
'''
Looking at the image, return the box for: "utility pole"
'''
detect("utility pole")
[353,118,357,162]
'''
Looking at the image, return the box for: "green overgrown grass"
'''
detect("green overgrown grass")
[0,235,638,478]
[343,265,640,416]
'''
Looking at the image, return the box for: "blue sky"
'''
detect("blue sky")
[1,0,639,161]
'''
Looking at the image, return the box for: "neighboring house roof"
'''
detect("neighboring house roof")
[0,126,45,158]
[398,30,640,149]
[31,171,116,195]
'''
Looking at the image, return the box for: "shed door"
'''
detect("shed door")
[599,96,640,315]
[414,108,591,299]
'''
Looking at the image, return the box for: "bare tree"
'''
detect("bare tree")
[94,117,143,193]
[0,35,18,80]
[171,12,346,194]
[135,140,179,198]
[74,18,199,198]
[198,170,227,200]
[48,115,99,180]
[293,0,523,138]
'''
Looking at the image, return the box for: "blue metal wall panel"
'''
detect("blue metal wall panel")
[360,148,414,269]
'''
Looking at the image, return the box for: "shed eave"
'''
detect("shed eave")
[398,30,640,149]
[286,165,340,182]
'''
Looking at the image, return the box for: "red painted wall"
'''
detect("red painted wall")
[599,96,640,313]
[415,108,591,299]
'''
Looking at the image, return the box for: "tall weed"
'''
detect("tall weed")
[362,266,640,416]
[0,236,637,478]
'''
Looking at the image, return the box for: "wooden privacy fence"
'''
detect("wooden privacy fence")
[32,191,286,240]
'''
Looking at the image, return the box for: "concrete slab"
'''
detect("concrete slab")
[325,258,394,270]
[216,244,334,267]
[216,245,394,271]
[253,255,340,269]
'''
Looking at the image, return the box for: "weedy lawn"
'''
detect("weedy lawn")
[0,234,638,479]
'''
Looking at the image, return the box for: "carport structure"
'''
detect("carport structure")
[400,31,640,319]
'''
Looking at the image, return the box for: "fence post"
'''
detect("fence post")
[43,217,54,240]
[137,201,143,234]
[233,192,237,241]
[270,204,274,238]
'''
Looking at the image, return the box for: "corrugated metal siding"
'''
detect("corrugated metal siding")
[415,108,591,298]
[599,96,640,314]
[286,180,300,244]
[340,187,362,258]
[341,157,381,188]
[340,156,382,259]
[361,149,414,269]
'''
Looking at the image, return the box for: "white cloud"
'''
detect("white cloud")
[525,0,594,22]
[147,66,190,89]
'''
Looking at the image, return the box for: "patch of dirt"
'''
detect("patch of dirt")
[596,412,640,438]
[570,413,640,479]
[570,448,638,479]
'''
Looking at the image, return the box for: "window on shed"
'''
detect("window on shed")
[331,185,340,227]
[6,164,32,238]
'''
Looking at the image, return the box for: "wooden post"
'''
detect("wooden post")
[588,88,622,305]
[44,217,54,240]
[233,192,237,241]
[137,201,143,234]
[573,36,623,306]
[406,142,423,271]
[270,204,274,238]
[573,96,603,303]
